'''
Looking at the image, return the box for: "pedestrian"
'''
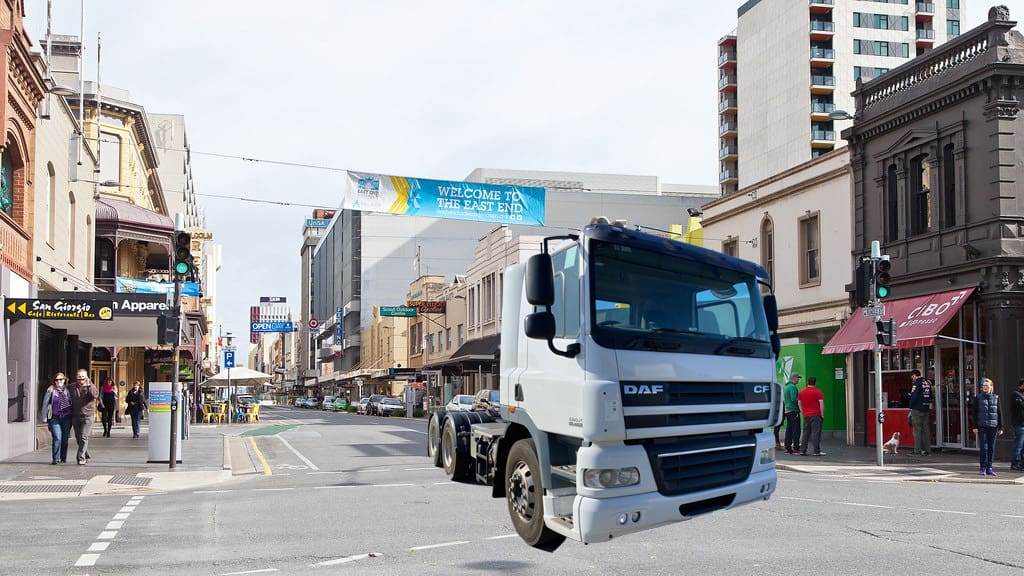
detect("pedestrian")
[69,369,99,465]
[908,369,933,455]
[798,376,826,456]
[125,381,147,438]
[99,377,117,437]
[780,372,801,454]
[1012,378,1024,471]
[971,378,1003,476]
[39,372,73,464]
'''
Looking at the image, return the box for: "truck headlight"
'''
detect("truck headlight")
[582,467,640,488]
[760,447,775,465]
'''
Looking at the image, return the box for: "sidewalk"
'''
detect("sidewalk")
[0,422,238,501]
[775,438,1024,485]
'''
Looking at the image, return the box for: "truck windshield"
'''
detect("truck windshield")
[589,239,771,357]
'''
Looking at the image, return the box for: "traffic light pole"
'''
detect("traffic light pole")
[169,275,182,469]
[868,240,885,467]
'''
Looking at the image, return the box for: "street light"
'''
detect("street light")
[49,84,77,97]
[828,109,854,121]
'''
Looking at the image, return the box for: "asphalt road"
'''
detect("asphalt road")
[3,406,1022,575]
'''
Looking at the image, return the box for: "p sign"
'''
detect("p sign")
[224,350,236,368]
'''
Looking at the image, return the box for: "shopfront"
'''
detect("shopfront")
[824,287,983,451]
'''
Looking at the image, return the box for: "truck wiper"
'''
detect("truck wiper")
[714,336,766,355]
[651,328,704,336]
[624,336,682,351]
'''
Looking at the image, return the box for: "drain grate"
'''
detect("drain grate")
[108,474,152,487]
[0,483,81,493]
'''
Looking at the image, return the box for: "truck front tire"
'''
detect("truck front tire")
[505,438,565,549]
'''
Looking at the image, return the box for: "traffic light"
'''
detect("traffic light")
[874,257,892,301]
[875,318,896,347]
[854,257,874,307]
[174,231,192,276]
[157,313,180,345]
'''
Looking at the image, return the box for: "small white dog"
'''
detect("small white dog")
[882,431,901,455]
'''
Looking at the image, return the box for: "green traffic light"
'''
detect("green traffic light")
[175,261,190,275]
[877,285,889,299]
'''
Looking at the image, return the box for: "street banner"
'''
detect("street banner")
[343,171,545,226]
[116,277,200,297]
[251,321,298,333]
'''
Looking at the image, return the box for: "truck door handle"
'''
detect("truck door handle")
[515,384,523,402]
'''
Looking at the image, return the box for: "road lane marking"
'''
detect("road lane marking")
[119,506,135,512]
[779,496,826,503]
[194,490,234,494]
[249,437,273,476]
[254,488,294,492]
[313,552,381,566]
[917,508,975,515]
[404,467,438,471]
[837,502,894,509]
[98,531,117,539]
[87,542,110,552]
[113,513,130,520]
[105,521,124,530]
[219,569,280,575]
[313,483,414,490]
[74,553,100,567]
[484,534,518,540]
[409,541,470,551]
[277,435,320,471]
[1002,514,1024,518]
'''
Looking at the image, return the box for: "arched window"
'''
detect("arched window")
[68,192,76,266]
[909,153,931,235]
[760,216,774,284]
[46,163,56,244]
[886,164,899,242]
[0,149,12,217]
[943,144,956,228]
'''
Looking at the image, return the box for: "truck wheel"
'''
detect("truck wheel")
[506,439,565,549]
[426,414,442,466]
[441,418,469,480]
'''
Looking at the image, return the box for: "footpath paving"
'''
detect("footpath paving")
[0,422,246,501]
[776,438,1024,485]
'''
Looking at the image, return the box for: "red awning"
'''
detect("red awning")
[822,287,975,354]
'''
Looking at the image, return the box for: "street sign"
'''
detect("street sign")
[381,306,417,317]
[224,350,236,368]
[862,305,885,318]
[309,317,319,329]
[407,300,446,314]
[4,298,113,321]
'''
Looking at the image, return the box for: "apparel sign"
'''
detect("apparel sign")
[343,171,546,226]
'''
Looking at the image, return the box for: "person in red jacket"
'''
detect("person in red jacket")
[798,376,826,456]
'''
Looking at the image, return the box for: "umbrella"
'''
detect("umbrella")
[202,367,274,387]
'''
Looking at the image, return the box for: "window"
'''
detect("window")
[0,150,12,217]
[426,333,434,354]
[943,144,956,228]
[45,163,55,244]
[946,0,959,8]
[799,214,821,286]
[886,164,899,241]
[549,245,580,339]
[457,324,465,346]
[482,273,495,322]
[722,238,738,257]
[68,192,77,266]
[947,20,960,36]
[468,287,477,325]
[910,154,931,235]
[445,328,452,350]
[99,132,120,186]
[760,217,774,284]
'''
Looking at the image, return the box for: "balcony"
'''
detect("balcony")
[719,121,738,137]
[0,215,30,281]
[718,73,737,91]
[809,0,834,13]
[811,129,836,146]
[916,2,934,13]
[719,97,737,113]
[810,47,835,66]
[719,169,738,184]
[916,28,936,46]
[719,145,738,160]
[811,101,835,120]
[719,50,736,68]
[809,20,834,40]
[810,74,836,93]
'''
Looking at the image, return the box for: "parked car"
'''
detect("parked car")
[378,397,403,416]
[333,397,349,411]
[472,389,501,416]
[321,395,335,410]
[445,394,475,412]
[367,394,386,415]
[235,394,256,407]
[356,397,370,414]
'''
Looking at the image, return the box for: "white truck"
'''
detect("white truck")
[426,221,783,549]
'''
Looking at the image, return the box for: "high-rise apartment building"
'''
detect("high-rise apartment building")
[718,0,966,196]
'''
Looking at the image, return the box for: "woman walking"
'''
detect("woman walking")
[39,373,73,464]
[125,381,147,438]
[100,378,117,437]
[972,378,1004,476]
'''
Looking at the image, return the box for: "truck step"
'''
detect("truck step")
[551,515,574,530]
[551,465,577,483]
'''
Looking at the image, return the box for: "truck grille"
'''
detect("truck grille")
[644,434,756,496]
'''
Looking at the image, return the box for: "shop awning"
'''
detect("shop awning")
[25,291,172,346]
[822,287,975,354]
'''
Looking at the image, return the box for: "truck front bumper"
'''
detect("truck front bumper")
[569,468,776,544]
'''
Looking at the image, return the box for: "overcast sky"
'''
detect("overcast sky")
[24,1,1012,355]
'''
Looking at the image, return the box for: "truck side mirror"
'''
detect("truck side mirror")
[763,294,779,332]
[526,253,554,306]
[770,334,781,358]
[524,311,556,340]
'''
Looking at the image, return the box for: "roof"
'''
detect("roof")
[424,334,501,369]
[95,198,173,230]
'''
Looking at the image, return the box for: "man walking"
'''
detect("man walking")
[908,369,933,455]
[69,369,99,465]
[1011,378,1024,471]
[781,373,801,454]
[798,376,825,456]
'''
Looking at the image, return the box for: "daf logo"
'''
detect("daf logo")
[752,385,769,394]
[623,384,664,395]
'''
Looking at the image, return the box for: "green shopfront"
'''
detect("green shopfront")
[776,343,847,438]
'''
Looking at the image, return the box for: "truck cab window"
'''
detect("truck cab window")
[549,245,580,339]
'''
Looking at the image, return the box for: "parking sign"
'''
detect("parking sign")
[224,350,235,368]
